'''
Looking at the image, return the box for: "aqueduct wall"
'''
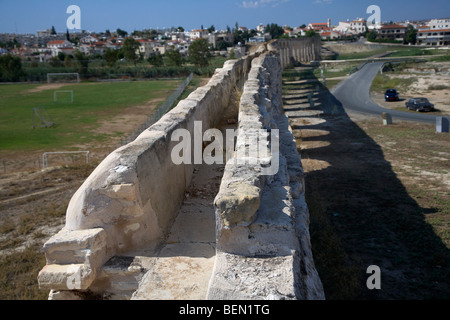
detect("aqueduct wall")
[37,38,324,300]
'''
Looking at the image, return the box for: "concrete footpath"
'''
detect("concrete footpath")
[132,163,223,300]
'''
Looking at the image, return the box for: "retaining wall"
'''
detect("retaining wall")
[38,39,324,300]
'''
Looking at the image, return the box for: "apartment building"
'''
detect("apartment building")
[417,28,450,46]
[377,24,407,41]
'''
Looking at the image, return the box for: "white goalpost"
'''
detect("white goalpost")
[47,73,80,84]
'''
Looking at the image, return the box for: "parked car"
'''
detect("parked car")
[405,98,435,112]
[385,89,399,101]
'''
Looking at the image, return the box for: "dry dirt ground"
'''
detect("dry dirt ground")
[284,67,450,299]
[372,61,450,116]
[0,77,215,300]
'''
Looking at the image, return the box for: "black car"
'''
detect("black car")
[405,98,435,112]
[385,89,399,101]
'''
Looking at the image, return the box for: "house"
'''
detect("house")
[334,21,351,34]
[377,24,407,42]
[189,29,208,39]
[334,19,367,35]
[256,24,266,33]
[308,19,331,31]
[136,39,154,59]
[427,18,450,30]
[208,32,234,48]
[47,40,74,57]
[350,19,367,34]
[80,35,99,44]
[417,28,450,46]
[320,30,346,40]
[47,40,73,49]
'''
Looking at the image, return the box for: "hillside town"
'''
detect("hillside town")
[1,16,449,62]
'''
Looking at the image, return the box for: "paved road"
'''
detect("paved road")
[331,61,440,124]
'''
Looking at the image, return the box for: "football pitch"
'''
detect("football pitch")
[0,80,182,152]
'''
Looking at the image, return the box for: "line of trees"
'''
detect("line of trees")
[0,38,217,82]
[103,38,212,69]
[0,54,24,81]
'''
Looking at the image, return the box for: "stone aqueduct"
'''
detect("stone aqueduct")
[37,38,325,300]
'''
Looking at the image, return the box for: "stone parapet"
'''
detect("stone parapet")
[208,49,325,300]
[38,40,325,300]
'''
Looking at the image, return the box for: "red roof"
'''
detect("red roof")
[418,28,450,33]
[47,40,67,45]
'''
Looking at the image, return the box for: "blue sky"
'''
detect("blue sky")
[1,0,449,34]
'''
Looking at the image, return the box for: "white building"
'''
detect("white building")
[47,40,74,57]
[136,39,155,59]
[350,19,367,34]
[47,40,73,49]
[189,29,208,39]
[80,35,99,44]
[427,18,450,30]
[334,19,367,35]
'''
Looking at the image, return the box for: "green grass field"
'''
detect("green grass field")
[0,80,182,152]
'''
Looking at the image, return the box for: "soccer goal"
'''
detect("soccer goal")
[47,73,80,84]
[53,90,74,104]
[32,107,54,129]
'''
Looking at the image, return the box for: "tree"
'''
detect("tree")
[229,49,236,60]
[366,30,378,42]
[104,48,119,67]
[116,28,128,37]
[188,38,210,67]
[64,54,74,68]
[265,23,284,39]
[305,29,318,37]
[148,54,164,67]
[405,26,417,44]
[57,51,66,61]
[165,47,183,66]
[122,38,140,65]
[51,26,56,35]
[0,54,24,81]
[74,50,89,74]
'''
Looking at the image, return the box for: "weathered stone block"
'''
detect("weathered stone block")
[38,264,94,291]
[215,182,261,228]
[43,228,107,266]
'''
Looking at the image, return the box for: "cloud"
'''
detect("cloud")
[313,0,333,4]
[241,0,290,9]
[242,1,259,8]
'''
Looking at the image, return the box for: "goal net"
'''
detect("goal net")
[47,73,80,84]
[32,107,54,128]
